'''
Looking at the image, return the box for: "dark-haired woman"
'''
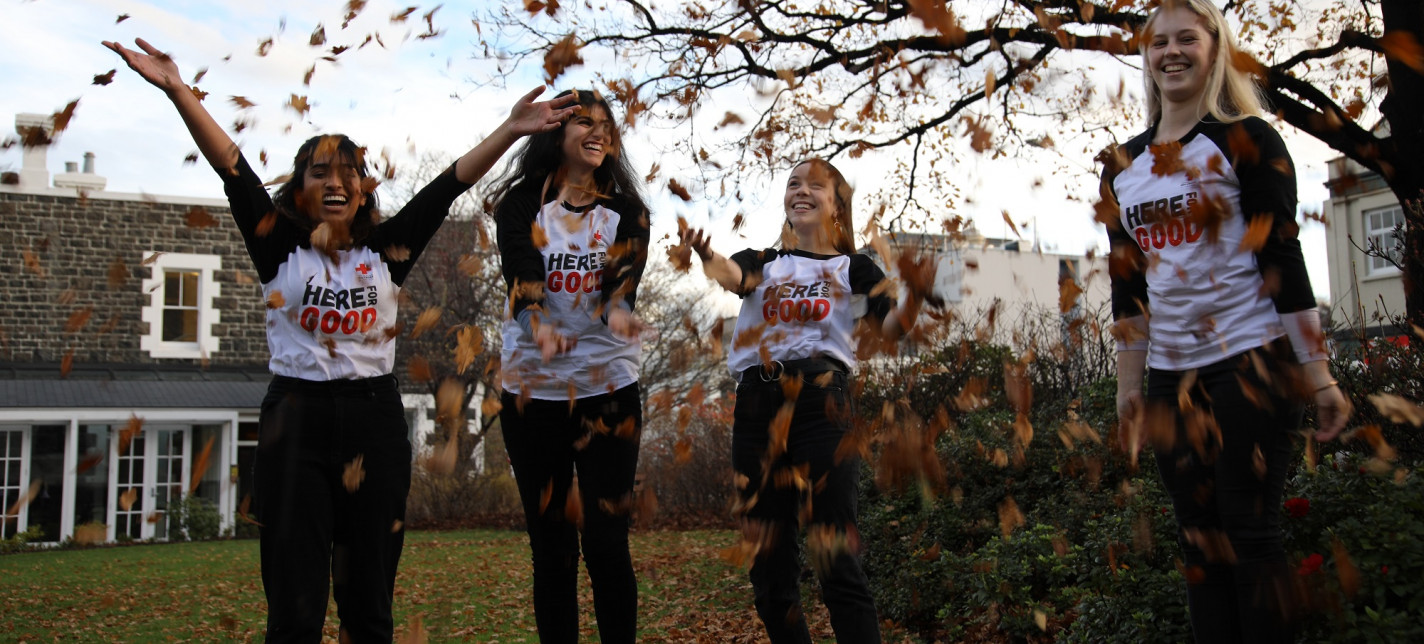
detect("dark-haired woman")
[487,89,650,643]
[105,38,578,642]
[1101,2,1350,641]
[680,159,925,644]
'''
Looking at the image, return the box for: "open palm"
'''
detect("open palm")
[102,38,184,93]
[505,87,581,137]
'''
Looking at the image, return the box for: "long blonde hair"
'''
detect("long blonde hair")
[1140,0,1266,125]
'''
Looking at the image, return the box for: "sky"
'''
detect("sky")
[1,0,1339,299]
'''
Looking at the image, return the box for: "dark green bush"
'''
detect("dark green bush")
[167,495,223,541]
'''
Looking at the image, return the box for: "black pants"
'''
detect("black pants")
[732,371,881,644]
[500,383,642,644]
[1148,345,1304,643]
[253,374,412,643]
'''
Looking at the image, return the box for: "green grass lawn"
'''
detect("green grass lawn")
[0,530,911,643]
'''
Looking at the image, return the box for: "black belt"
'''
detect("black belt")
[739,358,847,383]
[268,373,398,396]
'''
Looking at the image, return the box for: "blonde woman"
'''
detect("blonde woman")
[1102,1,1350,641]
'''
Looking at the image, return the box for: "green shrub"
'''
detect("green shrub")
[0,525,47,554]
[167,495,223,541]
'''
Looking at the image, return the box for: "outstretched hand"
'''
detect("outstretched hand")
[505,87,581,137]
[102,38,185,94]
[679,227,714,262]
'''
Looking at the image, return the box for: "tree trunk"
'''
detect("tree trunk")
[1380,0,1424,334]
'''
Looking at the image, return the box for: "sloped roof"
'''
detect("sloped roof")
[0,363,270,410]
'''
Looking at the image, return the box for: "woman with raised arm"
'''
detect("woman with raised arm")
[104,37,578,643]
[1099,2,1351,641]
[485,89,650,643]
[680,159,925,644]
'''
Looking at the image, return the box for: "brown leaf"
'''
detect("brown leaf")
[410,307,442,340]
[115,13,130,23]
[64,306,93,334]
[1368,393,1424,427]
[309,24,326,47]
[543,34,584,83]
[1333,538,1361,596]
[60,348,74,378]
[76,452,104,474]
[185,206,219,228]
[92,69,116,86]
[998,495,1025,538]
[407,355,433,382]
[256,211,278,237]
[384,245,411,262]
[343,454,366,492]
[118,415,144,456]
[1149,142,1187,177]
[230,96,257,109]
[6,480,42,517]
[265,291,285,309]
[1059,277,1083,313]
[531,222,549,249]
[1238,214,1272,252]
[22,249,44,277]
[1379,31,1424,73]
[288,94,310,116]
[189,435,216,494]
[667,179,692,201]
[455,326,482,374]
[118,487,139,511]
[106,257,130,289]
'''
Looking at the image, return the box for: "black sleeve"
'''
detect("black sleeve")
[849,254,894,323]
[728,248,780,297]
[374,162,473,286]
[218,154,300,283]
[600,197,651,312]
[494,190,547,318]
[1101,165,1150,321]
[1231,118,1316,313]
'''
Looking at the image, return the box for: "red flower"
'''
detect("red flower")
[1298,553,1324,576]
[1381,565,1389,575]
[1284,497,1310,518]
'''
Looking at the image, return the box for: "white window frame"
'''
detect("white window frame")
[1364,205,1405,278]
[140,252,222,359]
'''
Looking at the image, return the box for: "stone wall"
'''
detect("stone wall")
[0,191,269,367]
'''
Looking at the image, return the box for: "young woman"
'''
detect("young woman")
[488,89,650,644]
[105,38,578,642]
[680,159,925,644]
[1101,2,1351,641]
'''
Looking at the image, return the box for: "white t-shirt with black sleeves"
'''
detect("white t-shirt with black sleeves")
[1102,116,1316,371]
[496,192,648,400]
[219,154,471,381]
[726,248,893,375]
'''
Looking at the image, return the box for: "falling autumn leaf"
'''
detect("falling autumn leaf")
[343,454,366,492]
[543,33,583,82]
[667,179,693,201]
[1379,31,1424,73]
[1367,393,1424,427]
[1238,214,1272,252]
[410,307,442,340]
[5,481,41,518]
[92,69,117,86]
[185,206,219,228]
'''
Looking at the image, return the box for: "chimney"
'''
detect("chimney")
[54,151,107,192]
[14,113,53,190]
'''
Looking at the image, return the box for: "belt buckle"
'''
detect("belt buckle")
[760,360,784,382]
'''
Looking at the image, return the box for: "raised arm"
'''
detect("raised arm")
[103,38,237,172]
[453,87,579,184]
[681,227,760,295]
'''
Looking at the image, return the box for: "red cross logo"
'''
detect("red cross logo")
[356,263,371,275]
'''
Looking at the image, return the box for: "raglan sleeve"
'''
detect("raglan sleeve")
[376,162,474,286]
[218,154,288,283]
[600,197,651,313]
[1233,118,1315,313]
[494,190,547,320]
[849,254,894,325]
[728,248,779,298]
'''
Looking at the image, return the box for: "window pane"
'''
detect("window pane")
[181,310,199,342]
[164,272,182,306]
[162,309,199,342]
[7,431,18,453]
[181,272,199,307]
[30,425,67,542]
[74,425,110,528]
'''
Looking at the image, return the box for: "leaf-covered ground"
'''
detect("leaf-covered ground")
[0,529,915,642]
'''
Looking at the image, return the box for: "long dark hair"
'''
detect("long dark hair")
[486,90,647,218]
[271,134,380,242]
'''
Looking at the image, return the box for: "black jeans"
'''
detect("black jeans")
[253,374,412,643]
[732,371,881,644]
[1148,344,1304,643]
[500,383,642,644]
